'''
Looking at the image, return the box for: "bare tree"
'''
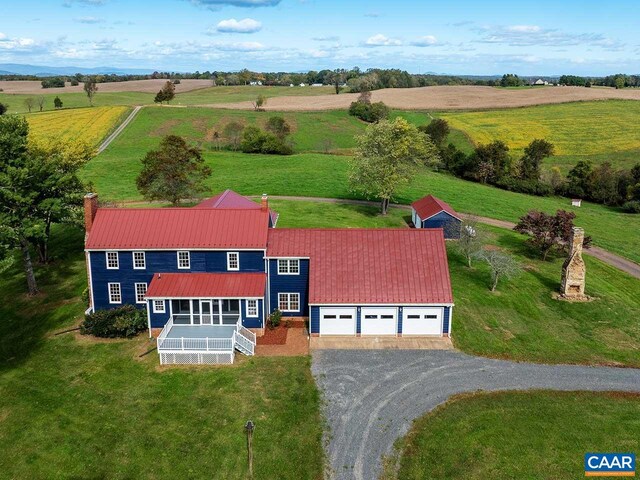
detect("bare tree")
[476,248,520,292]
[24,97,35,113]
[83,78,98,106]
[37,96,45,112]
[456,217,485,267]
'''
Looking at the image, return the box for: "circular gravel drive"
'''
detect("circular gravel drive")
[311,350,640,480]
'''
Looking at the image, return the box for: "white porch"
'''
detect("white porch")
[157,316,256,365]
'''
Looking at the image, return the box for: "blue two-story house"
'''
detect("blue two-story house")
[84,191,454,365]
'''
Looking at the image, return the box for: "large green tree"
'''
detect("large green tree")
[349,117,439,214]
[518,139,555,182]
[136,135,211,206]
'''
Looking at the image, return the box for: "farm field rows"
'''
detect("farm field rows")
[26,106,130,147]
[393,391,640,480]
[440,99,640,170]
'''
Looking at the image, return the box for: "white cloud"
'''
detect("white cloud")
[215,18,262,33]
[412,35,438,47]
[365,34,402,47]
[478,24,625,50]
[74,16,105,24]
[190,0,280,8]
[309,49,329,58]
[313,35,339,42]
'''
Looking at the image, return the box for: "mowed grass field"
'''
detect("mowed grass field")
[0,85,335,114]
[26,106,130,147]
[391,391,640,480]
[441,100,640,170]
[450,226,640,366]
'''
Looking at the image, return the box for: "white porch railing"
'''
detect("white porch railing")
[156,316,256,359]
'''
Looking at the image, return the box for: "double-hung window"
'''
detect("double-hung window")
[227,252,239,271]
[246,299,258,317]
[135,283,147,304]
[106,251,119,269]
[108,283,122,304]
[277,259,300,275]
[133,251,146,269]
[278,293,300,312]
[177,251,190,269]
[153,300,165,313]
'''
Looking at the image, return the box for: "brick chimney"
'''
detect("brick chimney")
[84,193,98,234]
[261,193,268,212]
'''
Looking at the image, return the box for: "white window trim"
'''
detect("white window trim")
[108,282,122,304]
[132,251,146,270]
[135,283,147,304]
[246,299,258,317]
[278,293,300,312]
[177,251,190,269]
[152,300,166,313]
[227,252,240,271]
[105,251,119,270]
[277,258,300,275]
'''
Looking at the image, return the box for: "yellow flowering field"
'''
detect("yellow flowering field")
[441,100,640,158]
[27,106,130,147]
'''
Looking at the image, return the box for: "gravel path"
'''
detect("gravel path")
[311,350,640,480]
[97,105,142,154]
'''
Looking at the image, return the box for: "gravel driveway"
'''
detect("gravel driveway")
[311,350,640,480]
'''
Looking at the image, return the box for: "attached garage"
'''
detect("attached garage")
[402,307,443,336]
[319,307,356,336]
[361,308,397,336]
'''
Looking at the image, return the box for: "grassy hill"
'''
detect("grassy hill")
[441,100,640,171]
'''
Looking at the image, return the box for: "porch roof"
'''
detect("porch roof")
[146,273,266,299]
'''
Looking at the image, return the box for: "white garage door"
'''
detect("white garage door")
[402,308,443,336]
[361,308,397,336]
[319,308,356,336]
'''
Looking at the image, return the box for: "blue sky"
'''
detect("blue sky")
[1,0,638,75]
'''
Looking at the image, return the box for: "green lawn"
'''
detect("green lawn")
[0,91,155,114]
[450,226,640,366]
[83,145,640,264]
[390,391,640,480]
[440,100,640,171]
[0,228,323,480]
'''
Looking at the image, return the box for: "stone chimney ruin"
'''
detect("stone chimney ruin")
[560,227,586,299]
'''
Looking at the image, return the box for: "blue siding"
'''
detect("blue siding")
[397,308,403,335]
[241,299,264,328]
[148,300,170,328]
[90,250,265,311]
[268,259,309,317]
[310,306,320,334]
[443,306,451,334]
[422,211,461,239]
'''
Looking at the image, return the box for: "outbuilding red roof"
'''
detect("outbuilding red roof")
[86,208,269,250]
[197,190,279,226]
[145,273,266,298]
[267,229,453,304]
[411,195,461,222]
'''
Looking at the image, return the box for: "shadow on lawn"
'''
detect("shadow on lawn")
[0,227,86,372]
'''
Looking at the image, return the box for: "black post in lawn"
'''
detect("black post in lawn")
[245,420,255,477]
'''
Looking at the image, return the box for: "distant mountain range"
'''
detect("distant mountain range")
[0,63,155,77]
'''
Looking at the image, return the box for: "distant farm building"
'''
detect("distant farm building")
[572,199,582,207]
[411,195,462,239]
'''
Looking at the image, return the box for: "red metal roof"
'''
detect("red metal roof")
[146,273,266,298]
[86,208,269,250]
[267,229,453,304]
[411,195,461,222]
[197,190,279,226]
